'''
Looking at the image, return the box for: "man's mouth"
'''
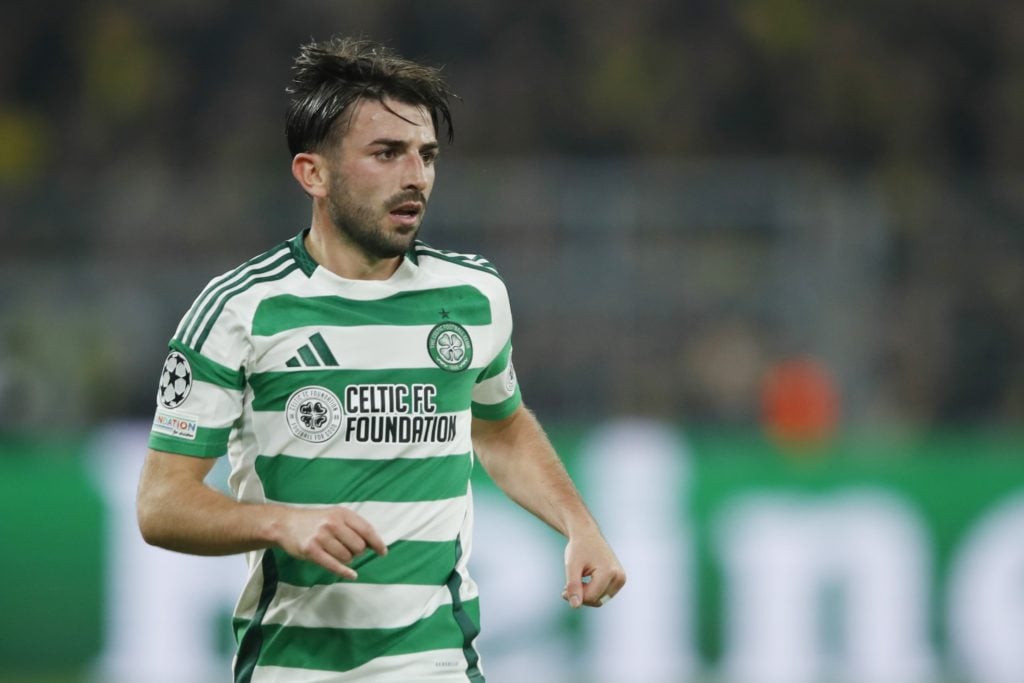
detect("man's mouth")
[389,202,423,226]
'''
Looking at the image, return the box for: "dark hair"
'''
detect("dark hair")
[285,36,456,156]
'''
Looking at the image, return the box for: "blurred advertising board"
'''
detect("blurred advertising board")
[0,421,1022,683]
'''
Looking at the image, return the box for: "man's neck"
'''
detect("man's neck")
[304,222,403,281]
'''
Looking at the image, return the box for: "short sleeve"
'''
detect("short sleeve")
[148,306,248,457]
[471,339,521,420]
[471,274,522,420]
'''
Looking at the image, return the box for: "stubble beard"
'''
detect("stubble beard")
[326,185,424,261]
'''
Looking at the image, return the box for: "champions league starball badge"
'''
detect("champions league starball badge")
[159,351,193,408]
[427,322,473,372]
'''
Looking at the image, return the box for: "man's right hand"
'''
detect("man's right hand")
[271,506,388,580]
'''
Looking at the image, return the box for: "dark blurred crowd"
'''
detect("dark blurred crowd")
[1,1,1022,431]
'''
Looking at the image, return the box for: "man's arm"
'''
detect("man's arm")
[471,404,626,608]
[136,449,387,579]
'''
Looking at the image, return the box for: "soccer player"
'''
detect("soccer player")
[135,36,625,682]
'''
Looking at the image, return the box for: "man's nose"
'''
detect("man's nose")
[402,153,429,191]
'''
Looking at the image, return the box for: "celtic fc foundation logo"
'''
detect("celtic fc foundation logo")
[285,386,343,443]
[427,322,473,372]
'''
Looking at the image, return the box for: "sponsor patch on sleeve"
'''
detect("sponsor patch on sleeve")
[152,409,199,441]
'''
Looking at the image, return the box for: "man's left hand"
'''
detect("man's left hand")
[562,531,626,608]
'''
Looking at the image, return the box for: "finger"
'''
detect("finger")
[334,526,368,558]
[584,565,628,606]
[607,568,627,597]
[587,566,627,607]
[582,573,615,607]
[564,566,585,609]
[319,534,354,564]
[342,513,389,557]
[309,546,358,580]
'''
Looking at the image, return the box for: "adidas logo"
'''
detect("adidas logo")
[285,332,338,368]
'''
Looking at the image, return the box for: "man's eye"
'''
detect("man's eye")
[376,149,397,160]
[422,152,438,164]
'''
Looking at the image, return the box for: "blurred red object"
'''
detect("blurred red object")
[760,356,840,450]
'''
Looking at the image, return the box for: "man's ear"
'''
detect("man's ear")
[291,152,329,198]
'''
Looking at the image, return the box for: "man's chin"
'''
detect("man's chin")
[393,224,421,249]
[372,228,419,259]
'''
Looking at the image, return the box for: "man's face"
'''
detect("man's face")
[323,97,439,260]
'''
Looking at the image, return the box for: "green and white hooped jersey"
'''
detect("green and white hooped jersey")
[148,230,521,682]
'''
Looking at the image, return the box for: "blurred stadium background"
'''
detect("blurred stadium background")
[1,2,1023,682]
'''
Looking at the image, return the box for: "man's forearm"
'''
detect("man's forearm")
[473,405,626,608]
[473,407,600,538]
[136,450,283,555]
[137,449,388,579]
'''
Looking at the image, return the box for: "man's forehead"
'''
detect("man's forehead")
[349,98,435,139]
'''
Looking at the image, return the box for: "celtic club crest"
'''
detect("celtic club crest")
[285,386,343,443]
[427,322,473,372]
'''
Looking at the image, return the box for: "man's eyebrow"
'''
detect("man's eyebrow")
[367,138,440,151]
